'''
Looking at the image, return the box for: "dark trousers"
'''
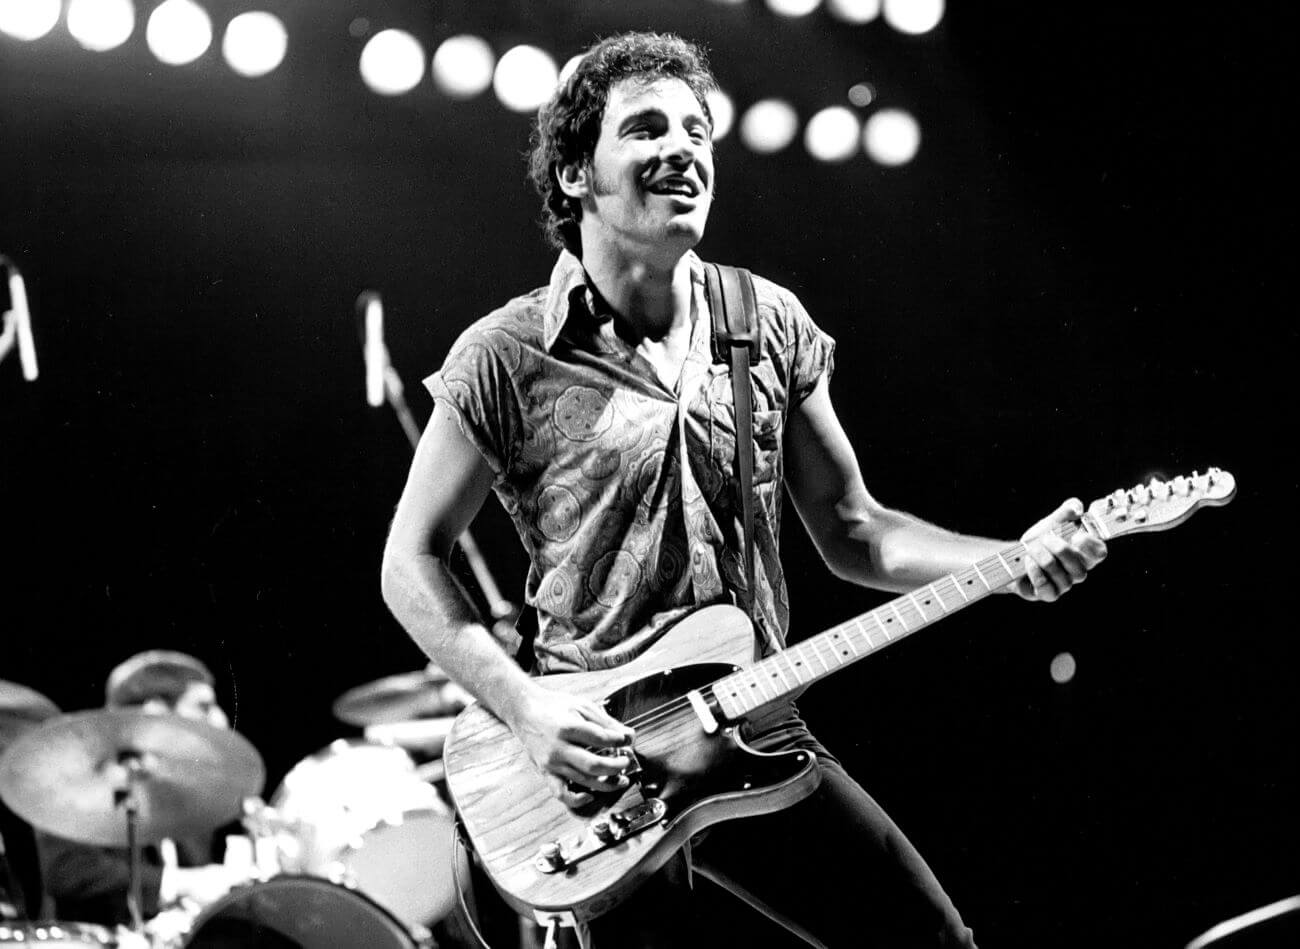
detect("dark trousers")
[586,706,978,949]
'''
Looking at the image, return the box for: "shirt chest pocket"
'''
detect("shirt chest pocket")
[708,404,783,491]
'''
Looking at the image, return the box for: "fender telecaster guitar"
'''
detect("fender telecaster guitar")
[443,469,1236,926]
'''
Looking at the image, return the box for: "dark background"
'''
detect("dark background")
[2,2,1293,947]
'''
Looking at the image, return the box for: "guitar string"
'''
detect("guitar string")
[612,499,1205,738]
[613,518,1097,736]
[618,542,1049,735]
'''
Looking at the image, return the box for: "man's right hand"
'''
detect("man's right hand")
[507,686,636,808]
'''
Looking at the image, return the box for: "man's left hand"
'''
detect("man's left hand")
[1012,498,1107,602]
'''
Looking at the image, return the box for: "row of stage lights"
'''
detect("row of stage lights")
[0,0,285,74]
[713,0,944,34]
[0,0,924,166]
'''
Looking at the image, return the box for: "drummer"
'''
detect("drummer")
[34,650,247,926]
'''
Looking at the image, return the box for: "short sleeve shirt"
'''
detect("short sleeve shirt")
[427,251,834,674]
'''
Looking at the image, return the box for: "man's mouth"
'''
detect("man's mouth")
[645,175,701,198]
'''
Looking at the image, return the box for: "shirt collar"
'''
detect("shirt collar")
[541,249,706,352]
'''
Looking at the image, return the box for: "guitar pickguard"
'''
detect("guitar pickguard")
[601,663,810,811]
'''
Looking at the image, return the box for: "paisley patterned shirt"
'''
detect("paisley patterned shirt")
[427,251,834,674]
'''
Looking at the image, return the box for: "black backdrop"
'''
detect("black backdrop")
[2,3,1293,947]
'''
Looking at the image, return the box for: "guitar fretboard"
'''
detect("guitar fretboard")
[710,522,1084,720]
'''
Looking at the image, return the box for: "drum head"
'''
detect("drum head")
[182,876,415,949]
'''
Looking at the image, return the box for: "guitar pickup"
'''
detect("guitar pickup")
[534,798,667,874]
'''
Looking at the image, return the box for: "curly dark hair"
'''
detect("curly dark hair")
[527,32,717,256]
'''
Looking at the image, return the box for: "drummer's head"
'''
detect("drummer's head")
[104,650,229,729]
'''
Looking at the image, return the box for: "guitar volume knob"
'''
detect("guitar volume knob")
[538,842,565,871]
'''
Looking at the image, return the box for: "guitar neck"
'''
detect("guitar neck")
[710,521,1088,721]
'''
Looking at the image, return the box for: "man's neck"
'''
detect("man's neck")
[579,240,694,343]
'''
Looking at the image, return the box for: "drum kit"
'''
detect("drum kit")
[0,668,473,949]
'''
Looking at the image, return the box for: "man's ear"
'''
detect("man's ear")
[556,162,590,199]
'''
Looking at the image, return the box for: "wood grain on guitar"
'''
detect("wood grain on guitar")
[443,468,1236,925]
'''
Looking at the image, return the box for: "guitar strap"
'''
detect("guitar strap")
[703,262,762,624]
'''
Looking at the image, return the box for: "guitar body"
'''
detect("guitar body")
[443,604,820,921]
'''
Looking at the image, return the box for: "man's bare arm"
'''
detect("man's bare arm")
[380,402,632,801]
[782,376,1105,599]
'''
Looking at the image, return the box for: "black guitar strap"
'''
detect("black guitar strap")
[703,262,762,622]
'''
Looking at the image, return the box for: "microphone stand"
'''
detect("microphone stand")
[380,364,517,629]
[114,752,147,936]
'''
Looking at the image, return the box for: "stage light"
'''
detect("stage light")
[702,89,733,142]
[146,0,212,66]
[1050,651,1077,685]
[359,29,425,96]
[828,0,881,23]
[705,89,735,141]
[558,54,583,87]
[848,82,876,107]
[222,12,286,78]
[494,45,558,113]
[804,106,860,162]
[883,0,945,35]
[0,0,61,42]
[740,99,799,154]
[863,108,920,166]
[766,0,822,16]
[432,35,495,99]
[67,0,134,52]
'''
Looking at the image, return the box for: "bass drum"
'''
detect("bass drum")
[269,740,464,930]
[181,876,417,948]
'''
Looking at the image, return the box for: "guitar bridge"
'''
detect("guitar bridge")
[534,797,667,874]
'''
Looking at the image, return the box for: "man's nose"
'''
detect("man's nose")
[661,125,698,164]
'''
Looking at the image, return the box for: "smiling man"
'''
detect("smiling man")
[382,32,1105,948]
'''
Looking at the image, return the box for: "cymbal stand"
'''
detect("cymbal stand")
[114,751,146,935]
[380,363,516,627]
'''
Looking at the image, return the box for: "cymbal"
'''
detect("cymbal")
[0,709,265,847]
[363,716,457,755]
[332,667,470,727]
[0,679,60,752]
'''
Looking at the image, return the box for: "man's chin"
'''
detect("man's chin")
[662,215,706,247]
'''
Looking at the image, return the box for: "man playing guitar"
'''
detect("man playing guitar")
[381,32,1105,948]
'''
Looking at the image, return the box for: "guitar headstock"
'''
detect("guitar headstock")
[1085,468,1236,539]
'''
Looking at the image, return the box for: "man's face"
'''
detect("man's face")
[575,77,715,259]
[142,682,229,730]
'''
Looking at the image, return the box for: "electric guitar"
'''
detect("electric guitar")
[443,469,1236,926]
